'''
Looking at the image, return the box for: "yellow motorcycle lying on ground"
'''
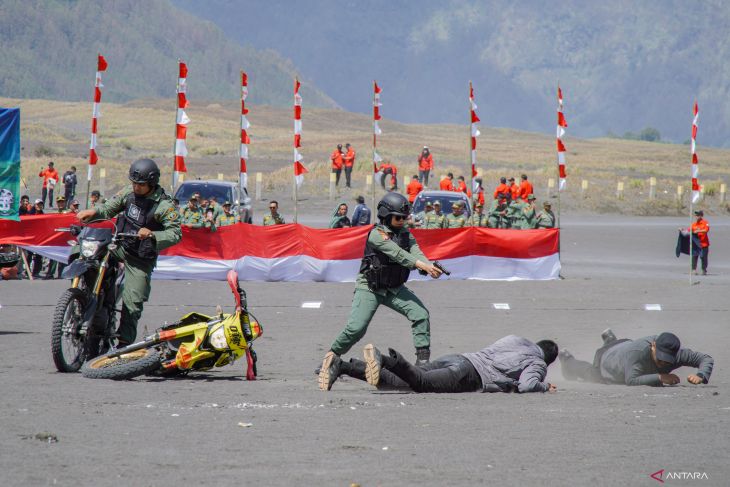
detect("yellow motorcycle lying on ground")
[81,270,262,380]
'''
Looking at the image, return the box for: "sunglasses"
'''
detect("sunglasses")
[269,206,277,210]
[392,215,406,221]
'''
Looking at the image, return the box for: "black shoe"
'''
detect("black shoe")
[363,344,383,386]
[601,328,617,346]
[415,347,430,366]
[318,351,342,391]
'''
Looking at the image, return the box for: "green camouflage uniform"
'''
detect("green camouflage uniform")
[468,211,488,227]
[92,185,181,343]
[535,210,556,228]
[423,211,445,229]
[330,223,432,355]
[444,212,467,228]
[521,202,537,229]
[507,200,527,229]
[216,212,239,226]
[263,213,285,225]
[181,205,205,228]
[488,200,509,228]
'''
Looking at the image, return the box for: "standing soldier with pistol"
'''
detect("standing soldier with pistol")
[318,193,446,391]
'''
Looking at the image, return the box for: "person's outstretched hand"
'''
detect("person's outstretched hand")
[77,209,96,222]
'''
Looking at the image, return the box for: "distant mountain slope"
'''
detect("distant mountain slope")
[175,0,730,147]
[0,0,337,108]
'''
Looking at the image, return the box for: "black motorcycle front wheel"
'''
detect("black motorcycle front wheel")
[51,288,88,372]
[81,348,162,380]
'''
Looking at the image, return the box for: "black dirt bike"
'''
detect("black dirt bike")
[51,221,138,372]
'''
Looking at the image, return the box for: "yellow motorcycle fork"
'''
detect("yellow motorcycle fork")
[70,252,110,293]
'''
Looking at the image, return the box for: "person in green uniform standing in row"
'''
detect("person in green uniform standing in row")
[444,201,468,228]
[318,192,445,391]
[263,200,286,225]
[77,159,181,346]
[181,195,205,228]
[469,201,488,227]
[423,200,446,229]
[215,201,239,226]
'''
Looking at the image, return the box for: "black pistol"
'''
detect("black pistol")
[433,261,451,276]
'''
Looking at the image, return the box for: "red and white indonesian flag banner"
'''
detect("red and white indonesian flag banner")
[87,54,108,180]
[240,71,250,190]
[2,215,561,282]
[469,82,480,179]
[691,102,700,203]
[557,86,568,191]
[173,61,190,188]
[293,78,307,187]
[373,81,385,185]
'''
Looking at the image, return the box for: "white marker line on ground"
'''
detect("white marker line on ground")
[493,303,510,310]
[644,304,662,311]
[301,302,322,309]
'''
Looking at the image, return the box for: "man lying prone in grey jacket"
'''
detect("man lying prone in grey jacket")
[319,335,558,393]
[559,330,714,387]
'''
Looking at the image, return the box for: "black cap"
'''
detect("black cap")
[655,332,681,364]
[91,190,101,197]
[694,210,704,216]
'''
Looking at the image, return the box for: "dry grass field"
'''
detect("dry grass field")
[5,96,729,215]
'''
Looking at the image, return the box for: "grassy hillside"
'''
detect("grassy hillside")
[5,96,729,216]
[0,0,336,107]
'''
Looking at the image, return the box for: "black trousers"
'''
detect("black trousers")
[345,353,481,392]
[691,247,709,272]
[42,187,54,207]
[419,170,430,187]
[332,168,342,186]
[344,166,353,188]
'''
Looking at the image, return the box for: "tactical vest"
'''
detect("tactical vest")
[360,226,411,290]
[115,191,165,261]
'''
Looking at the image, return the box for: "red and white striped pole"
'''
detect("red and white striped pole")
[172,60,189,192]
[239,71,250,194]
[85,53,107,208]
[372,80,382,206]
[689,101,699,284]
[293,77,307,222]
[556,85,568,228]
[469,81,480,194]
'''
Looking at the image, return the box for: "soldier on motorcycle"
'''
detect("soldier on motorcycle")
[77,159,181,346]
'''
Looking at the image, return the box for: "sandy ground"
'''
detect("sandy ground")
[1,216,729,486]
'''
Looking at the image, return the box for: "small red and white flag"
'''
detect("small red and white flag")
[556,85,568,191]
[691,102,700,203]
[239,71,250,190]
[373,81,384,183]
[469,82,480,180]
[293,78,307,187]
[173,61,189,189]
[87,54,107,182]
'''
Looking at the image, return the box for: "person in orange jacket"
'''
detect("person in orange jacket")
[686,210,710,275]
[418,146,434,187]
[343,143,356,188]
[455,175,468,194]
[519,174,534,202]
[508,177,520,201]
[440,172,454,191]
[472,177,485,207]
[378,161,398,191]
[331,144,344,187]
[38,161,59,208]
[406,174,423,203]
[493,177,510,202]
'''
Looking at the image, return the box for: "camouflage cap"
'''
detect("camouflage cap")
[223,201,232,206]
[425,200,433,207]
[433,200,441,206]
[527,194,536,200]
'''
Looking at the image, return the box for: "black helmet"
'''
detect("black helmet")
[128,158,160,186]
[377,192,410,220]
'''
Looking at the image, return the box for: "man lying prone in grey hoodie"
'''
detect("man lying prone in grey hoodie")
[319,335,558,393]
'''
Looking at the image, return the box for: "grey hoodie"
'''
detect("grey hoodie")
[462,335,550,393]
[599,335,714,386]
